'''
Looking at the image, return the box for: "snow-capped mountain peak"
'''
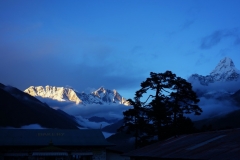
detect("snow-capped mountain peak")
[92,87,129,105]
[210,57,239,81]
[24,86,130,106]
[189,57,240,85]
[24,85,82,104]
[93,87,108,96]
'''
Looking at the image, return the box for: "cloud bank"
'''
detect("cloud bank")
[75,116,110,129]
[37,96,131,120]
[188,80,240,121]
[36,96,131,129]
[188,97,239,121]
[191,80,240,94]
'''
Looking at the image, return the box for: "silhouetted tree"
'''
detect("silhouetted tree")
[169,76,201,136]
[119,71,202,148]
[119,97,154,147]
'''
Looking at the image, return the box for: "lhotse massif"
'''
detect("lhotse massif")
[24,86,130,106]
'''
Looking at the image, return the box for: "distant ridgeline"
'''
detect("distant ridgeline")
[24,86,130,106]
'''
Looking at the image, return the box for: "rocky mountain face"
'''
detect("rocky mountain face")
[0,83,80,129]
[189,57,240,85]
[24,86,130,106]
[24,86,82,104]
[92,87,129,105]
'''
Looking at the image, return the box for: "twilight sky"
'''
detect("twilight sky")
[0,0,240,99]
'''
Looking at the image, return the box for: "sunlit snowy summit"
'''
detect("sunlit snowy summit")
[24,86,130,106]
[189,57,240,85]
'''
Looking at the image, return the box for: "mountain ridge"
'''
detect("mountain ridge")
[24,86,130,106]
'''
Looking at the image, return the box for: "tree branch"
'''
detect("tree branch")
[143,95,155,105]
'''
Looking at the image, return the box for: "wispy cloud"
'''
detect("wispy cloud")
[201,30,225,49]
[131,46,143,54]
[195,54,211,66]
[180,19,195,31]
[200,28,240,49]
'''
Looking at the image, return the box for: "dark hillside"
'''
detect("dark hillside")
[102,119,124,133]
[194,109,240,131]
[0,84,80,129]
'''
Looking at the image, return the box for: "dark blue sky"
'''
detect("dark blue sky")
[0,0,240,99]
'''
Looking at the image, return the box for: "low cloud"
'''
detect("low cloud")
[200,28,240,49]
[191,80,240,94]
[1,124,46,129]
[36,97,132,129]
[188,80,240,121]
[75,116,110,129]
[64,103,130,120]
[188,97,239,121]
[36,97,75,108]
[20,124,46,129]
[36,97,132,120]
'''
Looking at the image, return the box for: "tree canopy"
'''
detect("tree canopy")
[119,71,202,148]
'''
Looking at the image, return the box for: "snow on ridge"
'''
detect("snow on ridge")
[91,87,130,105]
[24,86,130,106]
[24,85,81,104]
